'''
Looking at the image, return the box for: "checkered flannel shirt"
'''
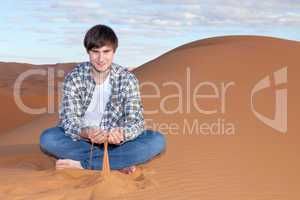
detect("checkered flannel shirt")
[57,62,145,142]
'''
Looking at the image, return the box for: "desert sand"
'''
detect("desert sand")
[0,36,299,199]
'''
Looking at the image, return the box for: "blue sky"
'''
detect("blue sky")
[1,0,300,67]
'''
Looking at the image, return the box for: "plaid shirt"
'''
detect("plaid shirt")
[57,62,144,142]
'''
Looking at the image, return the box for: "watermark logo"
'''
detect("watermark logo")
[250,67,287,133]
[11,66,288,135]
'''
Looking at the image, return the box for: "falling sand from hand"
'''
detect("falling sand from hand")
[91,141,143,198]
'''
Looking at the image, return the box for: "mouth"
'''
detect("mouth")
[96,62,105,68]
[92,62,108,73]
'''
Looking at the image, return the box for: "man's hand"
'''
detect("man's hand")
[108,127,124,145]
[80,127,108,144]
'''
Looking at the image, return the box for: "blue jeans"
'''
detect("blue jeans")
[39,127,166,170]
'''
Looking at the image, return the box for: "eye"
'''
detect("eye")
[90,48,100,53]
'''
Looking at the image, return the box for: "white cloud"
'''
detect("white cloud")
[25,0,300,39]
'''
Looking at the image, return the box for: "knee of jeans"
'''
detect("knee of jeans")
[151,131,166,154]
[39,128,59,153]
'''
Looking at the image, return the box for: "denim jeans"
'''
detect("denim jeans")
[39,127,166,170]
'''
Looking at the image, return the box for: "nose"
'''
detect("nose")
[99,55,105,62]
[96,53,104,62]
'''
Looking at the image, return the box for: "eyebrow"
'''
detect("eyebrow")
[91,48,113,52]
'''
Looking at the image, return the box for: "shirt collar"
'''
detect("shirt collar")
[86,62,119,87]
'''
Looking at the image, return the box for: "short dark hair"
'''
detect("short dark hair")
[83,24,118,52]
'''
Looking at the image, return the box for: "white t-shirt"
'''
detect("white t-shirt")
[82,74,111,127]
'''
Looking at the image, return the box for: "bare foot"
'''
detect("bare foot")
[118,166,136,174]
[56,159,83,170]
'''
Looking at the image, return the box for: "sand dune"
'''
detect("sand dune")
[0,62,74,134]
[0,36,299,199]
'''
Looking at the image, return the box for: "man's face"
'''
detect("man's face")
[88,45,115,73]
